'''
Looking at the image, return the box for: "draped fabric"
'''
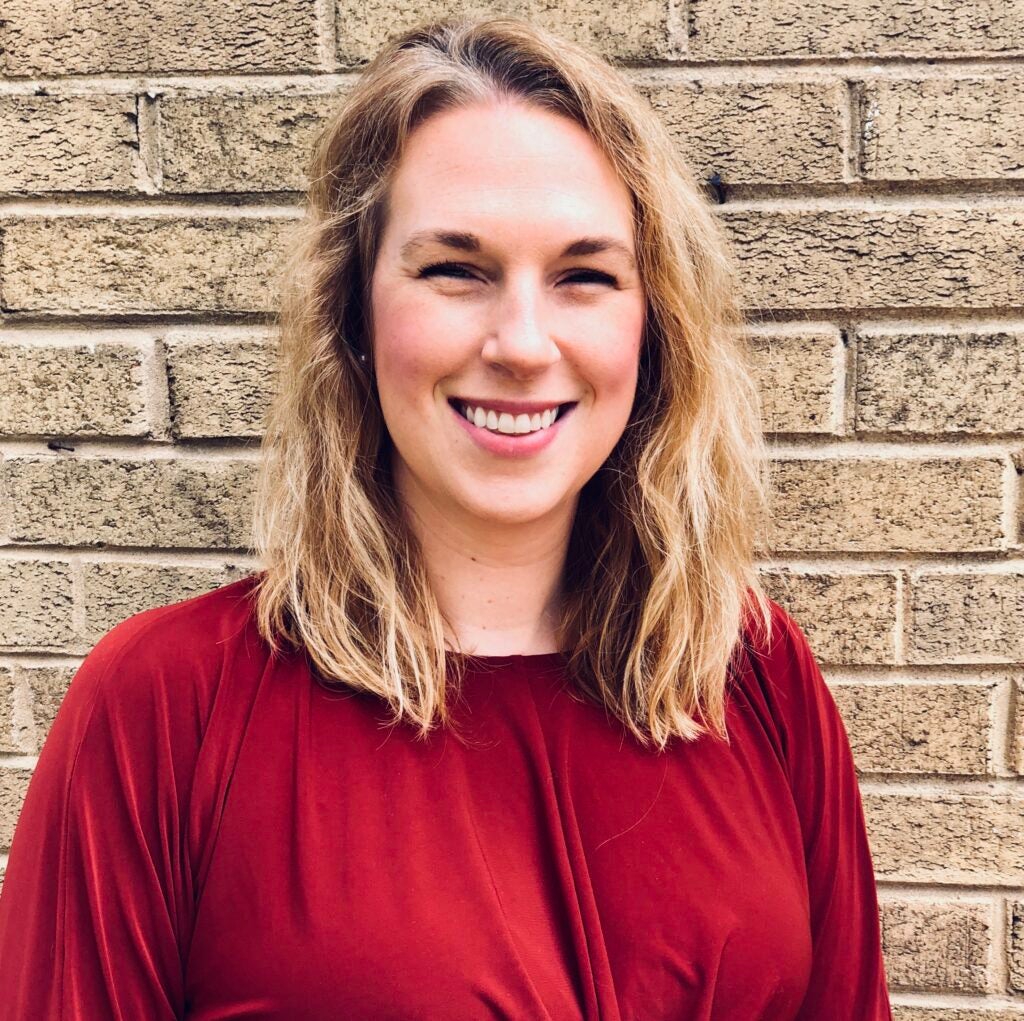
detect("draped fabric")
[0,574,891,1019]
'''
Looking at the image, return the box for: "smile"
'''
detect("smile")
[453,400,570,436]
[447,398,577,458]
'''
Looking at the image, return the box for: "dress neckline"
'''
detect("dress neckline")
[448,650,568,669]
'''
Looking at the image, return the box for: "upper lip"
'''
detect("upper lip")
[450,397,577,415]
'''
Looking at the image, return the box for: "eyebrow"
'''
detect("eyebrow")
[398,230,636,269]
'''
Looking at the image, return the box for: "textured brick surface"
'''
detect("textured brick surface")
[1011,900,1024,991]
[1014,678,1024,776]
[81,561,250,644]
[0,95,139,193]
[768,457,1004,553]
[335,0,672,67]
[24,667,78,755]
[721,208,1024,311]
[856,329,1024,435]
[860,75,1024,181]
[864,793,1024,884]
[881,899,992,992]
[688,0,1024,59]
[0,667,22,754]
[2,457,257,550]
[638,80,846,186]
[0,560,74,651]
[165,332,276,438]
[831,682,995,776]
[0,338,148,437]
[1,216,295,315]
[745,328,840,435]
[894,1010,1024,1020]
[760,570,897,665]
[1,0,319,76]
[909,573,1024,664]
[0,768,32,847]
[158,94,340,194]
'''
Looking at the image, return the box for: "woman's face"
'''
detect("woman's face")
[369,99,646,529]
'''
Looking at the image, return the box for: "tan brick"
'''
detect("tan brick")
[1011,899,1024,991]
[637,79,846,186]
[24,666,77,754]
[768,457,1004,553]
[894,1011,1024,1021]
[909,573,1024,665]
[0,560,74,651]
[861,75,1024,182]
[0,666,25,754]
[1,0,318,76]
[336,1,671,67]
[864,793,1024,884]
[721,207,1024,312]
[165,332,276,439]
[0,337,148,437]
[81,561,249,645]
[0,216,294,315]
[1014,678,1024,775]
[760,570,897,665]
[2,456,256,550]
[159,94,340,194]
[0,95,139,193]
[831,682,995,777]
[0,767,32,847]
[688,0,1024,59]
[881,899,992,992]
[744,328,840,435]
[856,329,1024,435]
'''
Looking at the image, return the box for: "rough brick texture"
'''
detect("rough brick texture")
[336,1,671,66]
[1,217,295,315]
[768,457,1004,553]
[164,331,277,439]
[721,208,1024,311]
[881,899,992,992]
[0,95,140,193]
[860,75,1024,181]
[1,0,320,76]
[688,0,1024,59]
[0,336,149,437]
[856,329,1024,435]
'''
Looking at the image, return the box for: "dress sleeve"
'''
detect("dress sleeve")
[0,614,197,1020]
[758,601,893,1020]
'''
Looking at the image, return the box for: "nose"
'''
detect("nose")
[480,275,561,378]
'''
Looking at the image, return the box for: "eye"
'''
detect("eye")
[416,263,619,287]
[562,269,618,287]
[418,261,478,280]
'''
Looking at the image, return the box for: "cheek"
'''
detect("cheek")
[371,289,469,404]
[580,299,645,410]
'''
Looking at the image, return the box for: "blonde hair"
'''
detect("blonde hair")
[250,15,775,751]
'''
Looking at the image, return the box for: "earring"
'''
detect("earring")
[358,352,367,364]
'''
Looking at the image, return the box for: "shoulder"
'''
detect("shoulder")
[731,592,839,764]
[57,572,272,747]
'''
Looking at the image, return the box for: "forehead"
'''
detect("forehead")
[382,100,636,245]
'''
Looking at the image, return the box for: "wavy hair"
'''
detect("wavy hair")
[250,15,775,751]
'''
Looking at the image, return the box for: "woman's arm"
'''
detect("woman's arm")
[0,615,196,1020]
[759,601,893,1020]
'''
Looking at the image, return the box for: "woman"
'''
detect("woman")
[0,16,892,1020]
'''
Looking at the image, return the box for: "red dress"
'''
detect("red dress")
[0,574,892,1019]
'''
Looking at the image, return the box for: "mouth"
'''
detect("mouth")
[447,398,578,437]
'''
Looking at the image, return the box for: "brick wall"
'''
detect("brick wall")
[1,1,1023,1012]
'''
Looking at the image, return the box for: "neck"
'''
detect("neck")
[394,466,575,657]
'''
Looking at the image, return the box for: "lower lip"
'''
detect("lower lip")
[449,402,575,458]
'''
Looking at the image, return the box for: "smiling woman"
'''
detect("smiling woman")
[0,14,892,1021]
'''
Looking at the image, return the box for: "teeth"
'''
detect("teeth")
[459,402,562,435]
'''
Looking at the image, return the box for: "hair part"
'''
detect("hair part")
[250,14,775,752]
